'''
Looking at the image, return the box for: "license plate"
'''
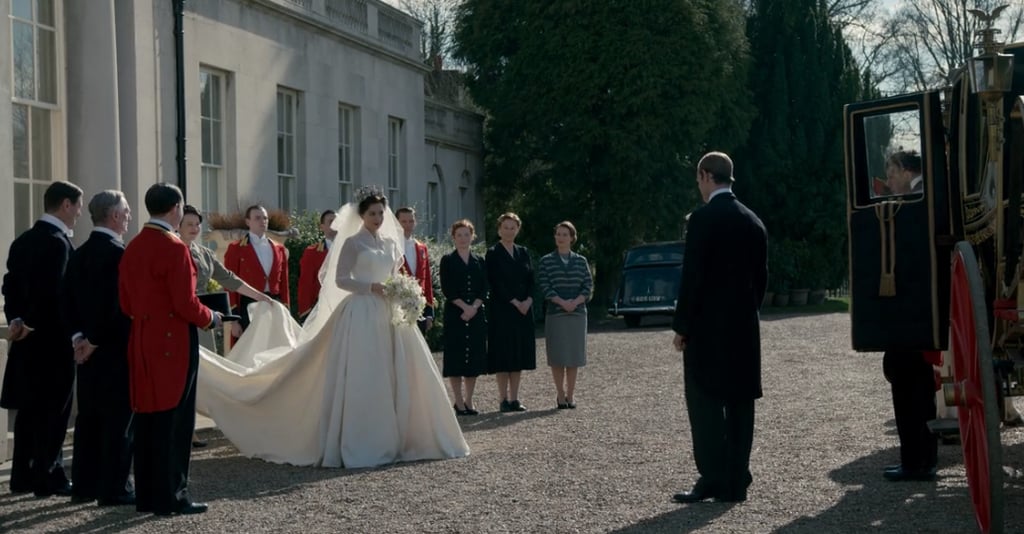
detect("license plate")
[631,296,665,303]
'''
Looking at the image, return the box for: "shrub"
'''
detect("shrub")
[285,210,325,320]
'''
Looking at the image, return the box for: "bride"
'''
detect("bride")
[195,188,469,468]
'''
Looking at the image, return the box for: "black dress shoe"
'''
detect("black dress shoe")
[509,400,527,412]
[557,400,570,409]
[192,440,208,448]
[565,399,576,409]
[883,466,936,481]
[35,482,73,498]
[154,501,208,516]
[98,494,137,507]
[673,489,714,503]
[463,406,479,416]
[500,400,513,413]
[70,494,96,504]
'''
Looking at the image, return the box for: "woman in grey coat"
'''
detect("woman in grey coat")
[536,221,592,409]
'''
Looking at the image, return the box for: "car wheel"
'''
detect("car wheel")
[623,314,641,328]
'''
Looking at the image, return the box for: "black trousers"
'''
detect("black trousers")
[70,356,134,500]
[684,372,755,497]
[883,350,938,470]
[238,294,283,329]
[133,327,199,513]
[10,397,72,493]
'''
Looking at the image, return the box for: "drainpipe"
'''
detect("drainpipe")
[173,0,187,199]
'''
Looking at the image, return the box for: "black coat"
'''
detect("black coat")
[61,231,131,400]
[672,192,768,401]
[485,243,536,372]
[1,220,75,409]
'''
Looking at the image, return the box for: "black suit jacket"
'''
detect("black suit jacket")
[62,230,131,368]
[673,192,768,401]
[1,219,76,409]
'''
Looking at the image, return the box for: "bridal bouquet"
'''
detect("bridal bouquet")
[381,276,427,327]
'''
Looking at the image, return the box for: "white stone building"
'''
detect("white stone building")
[0,0,484,457]
[0,0,483,257]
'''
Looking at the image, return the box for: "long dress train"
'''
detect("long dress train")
[195,211,469,468]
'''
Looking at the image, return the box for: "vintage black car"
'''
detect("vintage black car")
[610,241,684,328]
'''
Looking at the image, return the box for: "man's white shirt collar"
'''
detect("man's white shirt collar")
[39,213,72,237]
[708,188,732,202]
[93,227,123,242]
[148,219,175,232]
[249,232,269,244]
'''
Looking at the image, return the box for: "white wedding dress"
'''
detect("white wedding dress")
[195,205,469,468]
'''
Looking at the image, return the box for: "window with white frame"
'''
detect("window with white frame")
[338,104,355,204]
[426,181,439,238]
[387,117,403,205]
[277,88,298,211]
[200,68,225,214]
[11,0,60,235]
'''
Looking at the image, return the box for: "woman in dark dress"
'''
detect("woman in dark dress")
[485,213,536,412]
[440,219,488,415]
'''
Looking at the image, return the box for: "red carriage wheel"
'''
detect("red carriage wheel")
[949,242,1004,533]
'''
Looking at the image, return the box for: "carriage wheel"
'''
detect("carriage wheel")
[949,242,1004,534]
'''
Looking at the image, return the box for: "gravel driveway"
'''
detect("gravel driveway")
[3,312,1023,533]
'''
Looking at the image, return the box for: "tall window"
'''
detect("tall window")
[426,181,439,238]
[387,117,403,205]
[199,69,224,214]
[458,186,468,218]
[277,88,298,211]
[11,0,59,235]
[338,104,355,204]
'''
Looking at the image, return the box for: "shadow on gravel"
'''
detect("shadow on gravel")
[605,501,737,533]
[457,408,561,432]
[772,441,1024,533]
[2,494,168,533]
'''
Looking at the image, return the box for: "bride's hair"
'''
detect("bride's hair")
[357,194,387,215]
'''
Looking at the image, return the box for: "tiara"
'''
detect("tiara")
[353,185,386,203]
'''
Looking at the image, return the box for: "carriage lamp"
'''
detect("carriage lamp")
[968,7,1014,98]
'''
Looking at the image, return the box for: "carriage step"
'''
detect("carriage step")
[927,417,960,436]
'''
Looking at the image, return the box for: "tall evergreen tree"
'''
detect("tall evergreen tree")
[738,0,873,291]
[453,0,753,300]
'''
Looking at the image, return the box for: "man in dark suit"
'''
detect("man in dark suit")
[671,152,768,503]
[119,183,221,516]
[62,190,136,505]
[1,181,83,496]
[884,150,923,195]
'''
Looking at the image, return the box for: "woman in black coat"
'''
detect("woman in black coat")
[440,219,488,415]
[485,213,536,412]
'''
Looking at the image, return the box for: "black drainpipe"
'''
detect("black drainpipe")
[173,0,187,199]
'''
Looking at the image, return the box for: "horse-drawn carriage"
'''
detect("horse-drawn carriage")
[844,8,1023,534]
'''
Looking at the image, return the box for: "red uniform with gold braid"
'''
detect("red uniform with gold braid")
[297,240,330,318]
[119,223,214,413]
[399,239,435,320]
[223,234,290,310]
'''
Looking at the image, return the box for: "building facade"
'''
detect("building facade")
[0,0,484,271]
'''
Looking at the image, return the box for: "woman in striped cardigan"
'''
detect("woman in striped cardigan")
[536,221,592,409]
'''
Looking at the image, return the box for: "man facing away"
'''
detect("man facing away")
[671,151,768,504]
[224,205,290,336]
[119,183,222,516]
[62,190,136,506]
[1,181,83,497]
[396,207,435,335]
[297,209,337,319]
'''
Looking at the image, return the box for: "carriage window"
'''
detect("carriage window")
[863,110,923,199]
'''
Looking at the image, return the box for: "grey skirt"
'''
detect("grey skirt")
[545,312,587,367]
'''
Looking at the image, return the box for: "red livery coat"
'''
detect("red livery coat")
[223,234,290,309]
[119,224,214,413]
[399,239,435,315]
[297,240,329,318]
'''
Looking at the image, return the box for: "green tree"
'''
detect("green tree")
[453,0,754,301]
[738,0,874,290]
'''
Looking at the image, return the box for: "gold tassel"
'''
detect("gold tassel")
[879,273,896,296]
[875,203,898,297]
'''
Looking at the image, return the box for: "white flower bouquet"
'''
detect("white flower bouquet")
[381,275,427,327]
